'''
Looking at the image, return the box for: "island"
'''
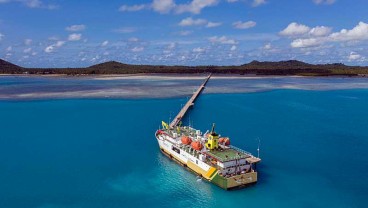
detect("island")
[1,58,367,76]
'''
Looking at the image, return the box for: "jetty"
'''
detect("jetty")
[169,74,211,128]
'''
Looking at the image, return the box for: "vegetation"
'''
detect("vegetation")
[1,59,368,76]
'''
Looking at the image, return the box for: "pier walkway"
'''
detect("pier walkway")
[169,74,211,128]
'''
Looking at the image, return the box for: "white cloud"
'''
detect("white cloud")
[101,40,109,47]
[6,46,12,51]
[152,0,176,14]
[176,0,219,14]
[24,38,32,45]
[66,24,86,32]
[193,47,205,53]
[348,52,362,61]
[209,36,237,44]
[68,33,82,41]
[313,0,336,5]
[227,0,238,2]
[309,26,332,36]
[279,22,311,37]
[230,45,237,51]
[119,4,147,12]
[179,17,207,26]
[44,41,65,53]
[0,33,4,41]
[329,21,368,42]
[23,47,32,53]
[128,37,139,42]
[131,46,144,52]
[291,38,323,48]
[206,21,222,28]
[263,43,272,50]
[233,21,256,29]
[252,0,266,7]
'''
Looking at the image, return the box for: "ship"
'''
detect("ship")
[155,122,261,190]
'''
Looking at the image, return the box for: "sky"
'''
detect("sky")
[0,0,368,67]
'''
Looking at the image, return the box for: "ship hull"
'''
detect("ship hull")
[157,137,258,190]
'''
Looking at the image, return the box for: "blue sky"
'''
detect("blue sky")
[0,0,368,67]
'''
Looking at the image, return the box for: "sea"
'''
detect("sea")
[0,75,367,208]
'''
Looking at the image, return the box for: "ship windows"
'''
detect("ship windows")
[172,146,180,154]
[196,160,198,164]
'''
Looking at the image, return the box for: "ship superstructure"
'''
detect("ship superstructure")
[155,123,261,190]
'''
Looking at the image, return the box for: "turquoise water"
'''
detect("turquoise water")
[0,89,367,207]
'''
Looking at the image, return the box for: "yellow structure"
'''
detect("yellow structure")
[206,123,219,150]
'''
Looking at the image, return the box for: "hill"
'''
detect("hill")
[1,59,368,76]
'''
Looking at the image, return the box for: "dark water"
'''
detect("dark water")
[0,88,367,207]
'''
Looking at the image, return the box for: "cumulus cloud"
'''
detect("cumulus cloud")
[313,0,336,5]
[68,33,82,41]
[119,4,147,12]
[101,40,109,47]
[23,48,32,53]
[44,40,65,53]
[0,33,4,41]
[230,45,237,51]
[309,26,332,36]
[348,52,363,61]
[66,24,86,32]
[131,46,144,52]
[279,22,311,37]
[152,0,176,14]
[206,21,222,28]
[175,0,219,14]
[252,0,266,7]
[114,27,136,33]
[209,36,237,44]
[233,21,256,29]
[179,17,207,26]
[287,21,368,48]
[329,22,368,42]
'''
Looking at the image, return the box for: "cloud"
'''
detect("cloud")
[131,46,144,52]
[230,45,237,51]
[227,0,238,2]
[309,26,332,36]
[209,36,237,44]
[175,0,219,14]
[233,21,256,29]
[178,17,207,26]
[206,21,222,28]
[348,52,362,61]
[68,33,82,41]
[329,21,368,42]
[128,37,139,42]
[44,40,65,53]
[23,47,32,53]
[0,33,4,41]
[101,40,109,47]
[252,0,266,7]
[291,38,322,48]
[313,0,336,5]
[263,43,272,50]
[193,47,205,53]
[287,22,368,48]
[114,27,136,33]
[119,4,147,12]
[152,0,176,14]
[0,0,58,9]
[24,38,32,45]
[279,22,311,37]
[66,24,86,32]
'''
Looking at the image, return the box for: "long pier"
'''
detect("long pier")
[169,74,211,128]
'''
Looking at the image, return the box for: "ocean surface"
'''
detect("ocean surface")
[0,75,367,207]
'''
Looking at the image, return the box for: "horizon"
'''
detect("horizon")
[0,0,368,68]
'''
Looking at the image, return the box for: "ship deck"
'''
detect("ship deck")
[206,148,248,162]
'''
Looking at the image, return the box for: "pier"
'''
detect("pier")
[169,74,211,128]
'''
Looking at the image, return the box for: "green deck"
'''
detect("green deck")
[207,148,247,162]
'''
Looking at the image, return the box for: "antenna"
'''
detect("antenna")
[257,138,261,158]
